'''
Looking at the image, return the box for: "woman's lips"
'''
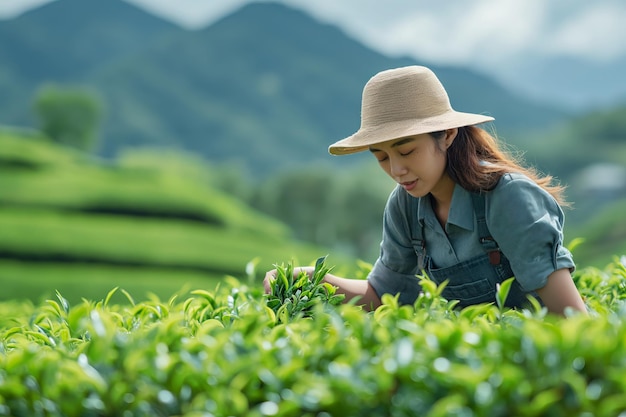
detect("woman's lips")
[400,180,417,191]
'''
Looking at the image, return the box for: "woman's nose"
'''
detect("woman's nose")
[389,156,408,177]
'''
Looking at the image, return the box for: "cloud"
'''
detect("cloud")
[286,0,626,67]
[0,0,53,19]
[248,0,549,67]
[543,3,626,60]
[126,0,248,28]
[366,0,546,65]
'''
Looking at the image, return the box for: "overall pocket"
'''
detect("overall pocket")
[426,255,499,307]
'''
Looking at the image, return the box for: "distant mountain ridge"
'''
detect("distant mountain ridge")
[493,53,626,111]
[0,0,570,176]
[0,0,180,80]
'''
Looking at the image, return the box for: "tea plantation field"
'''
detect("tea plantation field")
[0,257,625,416]
[0,131,342,304]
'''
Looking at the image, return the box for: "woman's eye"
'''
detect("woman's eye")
[399,149,414,157]
[371,152,388,162]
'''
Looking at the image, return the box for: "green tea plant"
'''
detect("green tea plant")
[265,255,345,323]
[573,256,626,315]
[0,258,625,416]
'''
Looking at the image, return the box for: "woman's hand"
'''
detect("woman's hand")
[263,266,382,311]
[263,269,277,294]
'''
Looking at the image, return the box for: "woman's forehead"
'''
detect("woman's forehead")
[369,135,426,152]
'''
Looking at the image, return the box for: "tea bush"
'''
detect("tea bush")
[1,258,625,416]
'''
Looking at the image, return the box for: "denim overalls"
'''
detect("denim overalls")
[413,192,535,308]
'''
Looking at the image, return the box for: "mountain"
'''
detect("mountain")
[494,54,626,111]
[0,0,179,80]
[0,0,570,176]
[0,0,180,122]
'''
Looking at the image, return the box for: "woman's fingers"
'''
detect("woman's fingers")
[263,269,277,294]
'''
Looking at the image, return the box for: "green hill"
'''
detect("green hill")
[0,130,336,304]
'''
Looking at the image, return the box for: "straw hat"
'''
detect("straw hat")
[328,66,494,155]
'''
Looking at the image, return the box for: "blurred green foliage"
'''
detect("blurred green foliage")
[516,106,626,193]
[567,200,626,268]
[248,163,395,260]
[33,85,103,151]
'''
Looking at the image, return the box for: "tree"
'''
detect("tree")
[249,162,394,260]
[34,84,103,151]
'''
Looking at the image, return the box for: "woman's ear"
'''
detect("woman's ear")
[445,128,458,148]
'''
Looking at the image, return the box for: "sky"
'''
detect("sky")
[2,0,625,67]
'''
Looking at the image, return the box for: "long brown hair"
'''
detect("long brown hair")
[437,126,568,206]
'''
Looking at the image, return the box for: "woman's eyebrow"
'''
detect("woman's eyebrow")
[369,137,416,153]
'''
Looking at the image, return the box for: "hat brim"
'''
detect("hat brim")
[328,111,494,155]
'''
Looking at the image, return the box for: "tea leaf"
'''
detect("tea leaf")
[495,277,515,310]
[103,287,118,308]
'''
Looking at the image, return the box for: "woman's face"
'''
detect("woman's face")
[369,131,454,198]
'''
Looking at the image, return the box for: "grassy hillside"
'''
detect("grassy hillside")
[0,130,337,304]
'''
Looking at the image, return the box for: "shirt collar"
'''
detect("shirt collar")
[448,185,475,231]
[417,184,475,232]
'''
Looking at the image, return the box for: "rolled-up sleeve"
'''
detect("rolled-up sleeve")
[367,186,422,305]
[487,174,575,292]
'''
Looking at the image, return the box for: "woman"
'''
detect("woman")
[264,65,587,315]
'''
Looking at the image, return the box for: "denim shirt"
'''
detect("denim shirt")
[368,173,575,304]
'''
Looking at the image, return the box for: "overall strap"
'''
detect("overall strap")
[413,199,427,271]
[471,192,501,265]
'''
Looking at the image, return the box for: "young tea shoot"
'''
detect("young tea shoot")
[265,255,345,322]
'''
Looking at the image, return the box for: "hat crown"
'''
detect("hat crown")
[361,66,451,129]
[328,65,494,155]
